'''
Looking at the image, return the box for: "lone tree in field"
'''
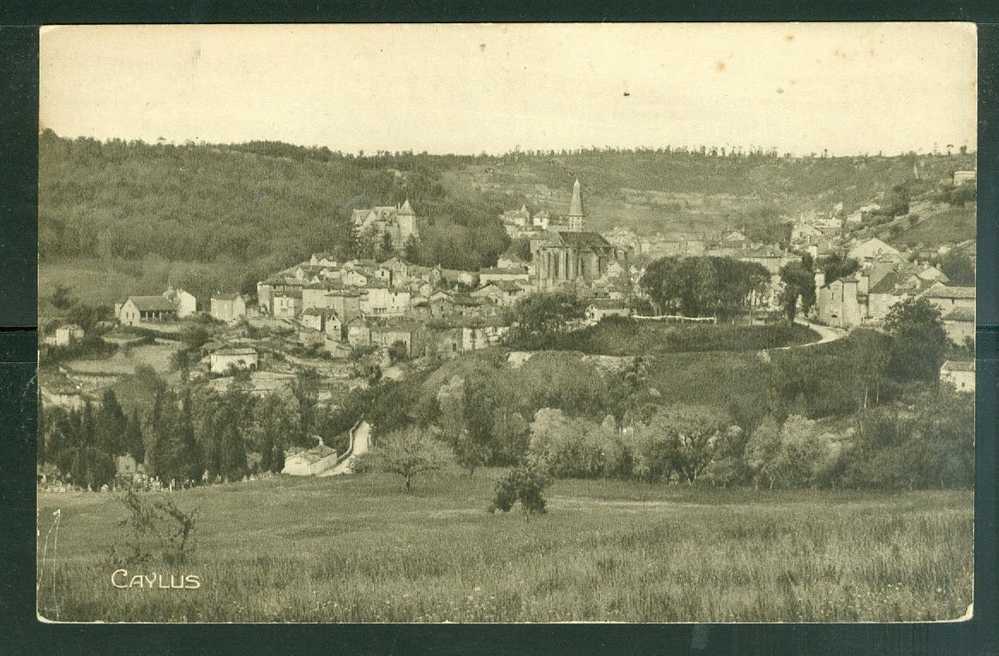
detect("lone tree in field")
[358,427,453,492]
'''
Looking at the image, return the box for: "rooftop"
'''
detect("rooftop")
[126,296,177,312]
[213,347,257,356]
[922,285,976,300]
[941,360,975,372]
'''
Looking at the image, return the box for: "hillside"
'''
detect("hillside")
[39,132,975,273]
[443,149,975,236]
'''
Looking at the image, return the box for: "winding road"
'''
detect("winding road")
[773,319,848,351]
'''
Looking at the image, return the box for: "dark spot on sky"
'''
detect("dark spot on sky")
[776,87,784,94]
[479,43,486,52]
[716,61,726,73]
[785,34,795,42]
[623,91,630,97]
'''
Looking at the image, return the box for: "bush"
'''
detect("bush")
[107,487,198,567]
[489,465,548,515]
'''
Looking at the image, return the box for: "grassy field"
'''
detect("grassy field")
[62,341,183,376]
[36,471,972,623]
[552,321,819,357]
[892,206,976,247]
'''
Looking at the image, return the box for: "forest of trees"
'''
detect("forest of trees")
[38,368,371,489]
[38,131,510,273]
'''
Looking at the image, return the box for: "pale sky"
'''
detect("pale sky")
[39,23,977,156]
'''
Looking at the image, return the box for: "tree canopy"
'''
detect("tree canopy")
[639,256,770,319]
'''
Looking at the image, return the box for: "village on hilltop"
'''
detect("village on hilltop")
[38,166,977,486]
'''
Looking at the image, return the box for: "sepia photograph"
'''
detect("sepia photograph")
[35,23,977,623]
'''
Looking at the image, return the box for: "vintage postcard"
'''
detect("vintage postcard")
[36,23,976,623]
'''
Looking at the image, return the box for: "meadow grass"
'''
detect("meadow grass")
[36,471,972,623]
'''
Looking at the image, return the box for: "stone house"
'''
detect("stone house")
[472,281,526,307]
[346,317,372,346]
[361,285,411,316]
[309,253,339,267]
[942,307,975,345]
[370,322,422,356]
[300,308,342,339]
[210,293,247,323]
[920,284,975,313]
[379,256,411,287]
[163,287,197,318]
[272,290,303,319]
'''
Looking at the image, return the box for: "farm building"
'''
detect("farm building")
[210,347,258,374]
[115,296,178,326]
[282,438,338,476]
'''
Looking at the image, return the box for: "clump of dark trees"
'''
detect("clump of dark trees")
[38,368,356,490]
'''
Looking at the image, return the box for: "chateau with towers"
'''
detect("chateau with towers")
[351,200,419,250]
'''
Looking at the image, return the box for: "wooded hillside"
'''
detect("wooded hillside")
[39,131,975,269]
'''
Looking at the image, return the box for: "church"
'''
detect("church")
[532,179,627,290]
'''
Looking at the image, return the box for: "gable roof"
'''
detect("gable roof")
[941,360,975,373]
[868,271,900,294]
[127,296,177,312]
[922,285,976,300]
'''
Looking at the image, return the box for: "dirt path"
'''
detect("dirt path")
[321,421,371,477]
[769,319,847,352]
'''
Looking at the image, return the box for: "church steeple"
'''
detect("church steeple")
[566,178,584,231]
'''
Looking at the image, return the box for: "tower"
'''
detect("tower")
[395,198,418,247]
[566,178,585,231]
